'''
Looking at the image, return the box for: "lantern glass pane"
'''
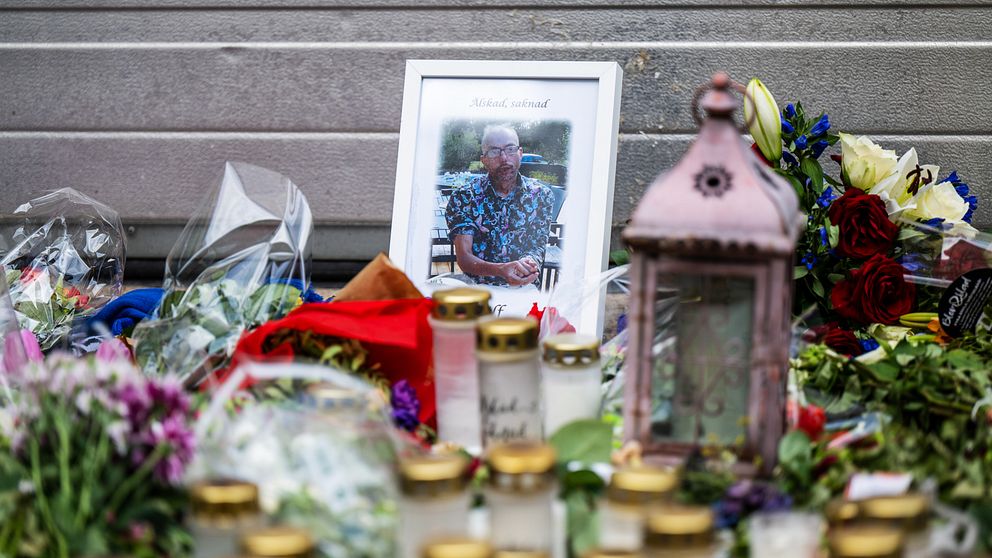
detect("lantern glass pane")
[651,274,753,446]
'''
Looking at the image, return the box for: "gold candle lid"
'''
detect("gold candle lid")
[422,538,494,558]
[432,288,492,321]
[607,465,678,504]
[582,550,643,558]
[859,493,928,521]
[241,526,314,558]
[399,454,470,498]
[493,552,550,558]
[826,497,861,525]
[486,441,557,493]
[645,504,715,548]
[190,479,259,519]
[829,525,905,558]
[302,382,364,412]
[477,318,539,353]
[542,334,600,368]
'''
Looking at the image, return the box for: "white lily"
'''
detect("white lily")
[869,148,940,217]
[744,78,782,163]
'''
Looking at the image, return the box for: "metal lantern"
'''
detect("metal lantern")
[622,73,803,474]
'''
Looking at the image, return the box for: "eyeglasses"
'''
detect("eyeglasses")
[482,145,521,158]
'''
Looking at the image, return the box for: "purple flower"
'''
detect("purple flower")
[390,380,421,432]
[3,330,44,375]
[715,480,792,529]
[96,338,131,363]
[138,413,196,484]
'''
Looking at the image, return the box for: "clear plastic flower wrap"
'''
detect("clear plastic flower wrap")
[0,188,124,350]
[192,362,404,558]
[132,162,314,386]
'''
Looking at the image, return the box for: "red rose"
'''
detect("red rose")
[797,404,826,440]
[828,189,898,260]
[831,254,916,324]
[933,239,990,281]
[822,325,863,356]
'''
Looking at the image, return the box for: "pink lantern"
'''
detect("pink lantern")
[622,73,803,475]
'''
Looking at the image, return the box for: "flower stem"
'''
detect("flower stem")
[107,444,168,514]
[30,438,68,558]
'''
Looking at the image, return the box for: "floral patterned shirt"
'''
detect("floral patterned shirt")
[445,173,556,286]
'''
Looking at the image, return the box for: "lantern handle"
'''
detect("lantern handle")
[690,73,757,134]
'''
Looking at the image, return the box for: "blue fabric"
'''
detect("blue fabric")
[266,277,324,303]
[88,288,165,336]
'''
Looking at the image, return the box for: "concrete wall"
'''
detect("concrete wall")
[2,1,991,266]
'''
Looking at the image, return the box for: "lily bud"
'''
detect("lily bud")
[744,78,783,163]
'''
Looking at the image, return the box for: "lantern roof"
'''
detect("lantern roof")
[624,73,804,257]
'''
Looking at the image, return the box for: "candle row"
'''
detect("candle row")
[430,288,603,452]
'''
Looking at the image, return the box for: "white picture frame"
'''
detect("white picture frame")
[388,60,623,336]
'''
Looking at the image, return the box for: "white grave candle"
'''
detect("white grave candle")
[598,465,678,551]
[477,318,542,447]
[430,288,492,451]
[541,333,602,436]
[398,454,473,558]
[485,441,557,553]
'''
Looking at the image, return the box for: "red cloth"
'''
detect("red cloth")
[224,298,436,423]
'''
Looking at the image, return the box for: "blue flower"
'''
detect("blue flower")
[782,151,799,167]
[801,252,817,270]
[819,227,830,247]
[898,253,926,273]
[941,171,978,223]
[859,338,880,353]
[781,120,795,135]
[923,217,946,228]
[817,188,836,208]
[795,135,808,150]
[811,139,830,159]
[617,313,627,334]
[810,114,831,137]
[784,103,797,118]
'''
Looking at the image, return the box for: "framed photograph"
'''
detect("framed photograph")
[388,60,623,335]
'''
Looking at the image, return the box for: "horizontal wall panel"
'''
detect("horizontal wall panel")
[1,46,991,135]
[6,1,992,8]
[3,132,990,259]
[4,7,992,43]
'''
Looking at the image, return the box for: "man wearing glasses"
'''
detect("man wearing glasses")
[445,125,557,287]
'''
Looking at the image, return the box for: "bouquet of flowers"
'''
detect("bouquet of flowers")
[0,345,196,557]
[0,188,125,351]
[193,364,403,558]
[132,162,314,386]
[746,79,981,354]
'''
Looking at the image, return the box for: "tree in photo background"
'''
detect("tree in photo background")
[439,120,571,176]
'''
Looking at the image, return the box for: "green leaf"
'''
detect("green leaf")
[778,430,812,464]
[549,419,613,465]
[867,360,900,382]
[827,224,840,248]
[945,349,984,370]
[810,275,825,298]
[897,228,926,241]
[800,158,824,191]
[609,250,630,266]
[793,266,809,280]
[827,273,845,284]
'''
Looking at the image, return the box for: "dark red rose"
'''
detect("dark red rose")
[828,189,898,260]
[933,239,990,281]
[822,326,862,356]
[802,322,862,356]
[831,254,916,324]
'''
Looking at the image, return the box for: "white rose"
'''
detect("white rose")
[869,147,940,216]
[907,181,969,223]
[840,133,898,191]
